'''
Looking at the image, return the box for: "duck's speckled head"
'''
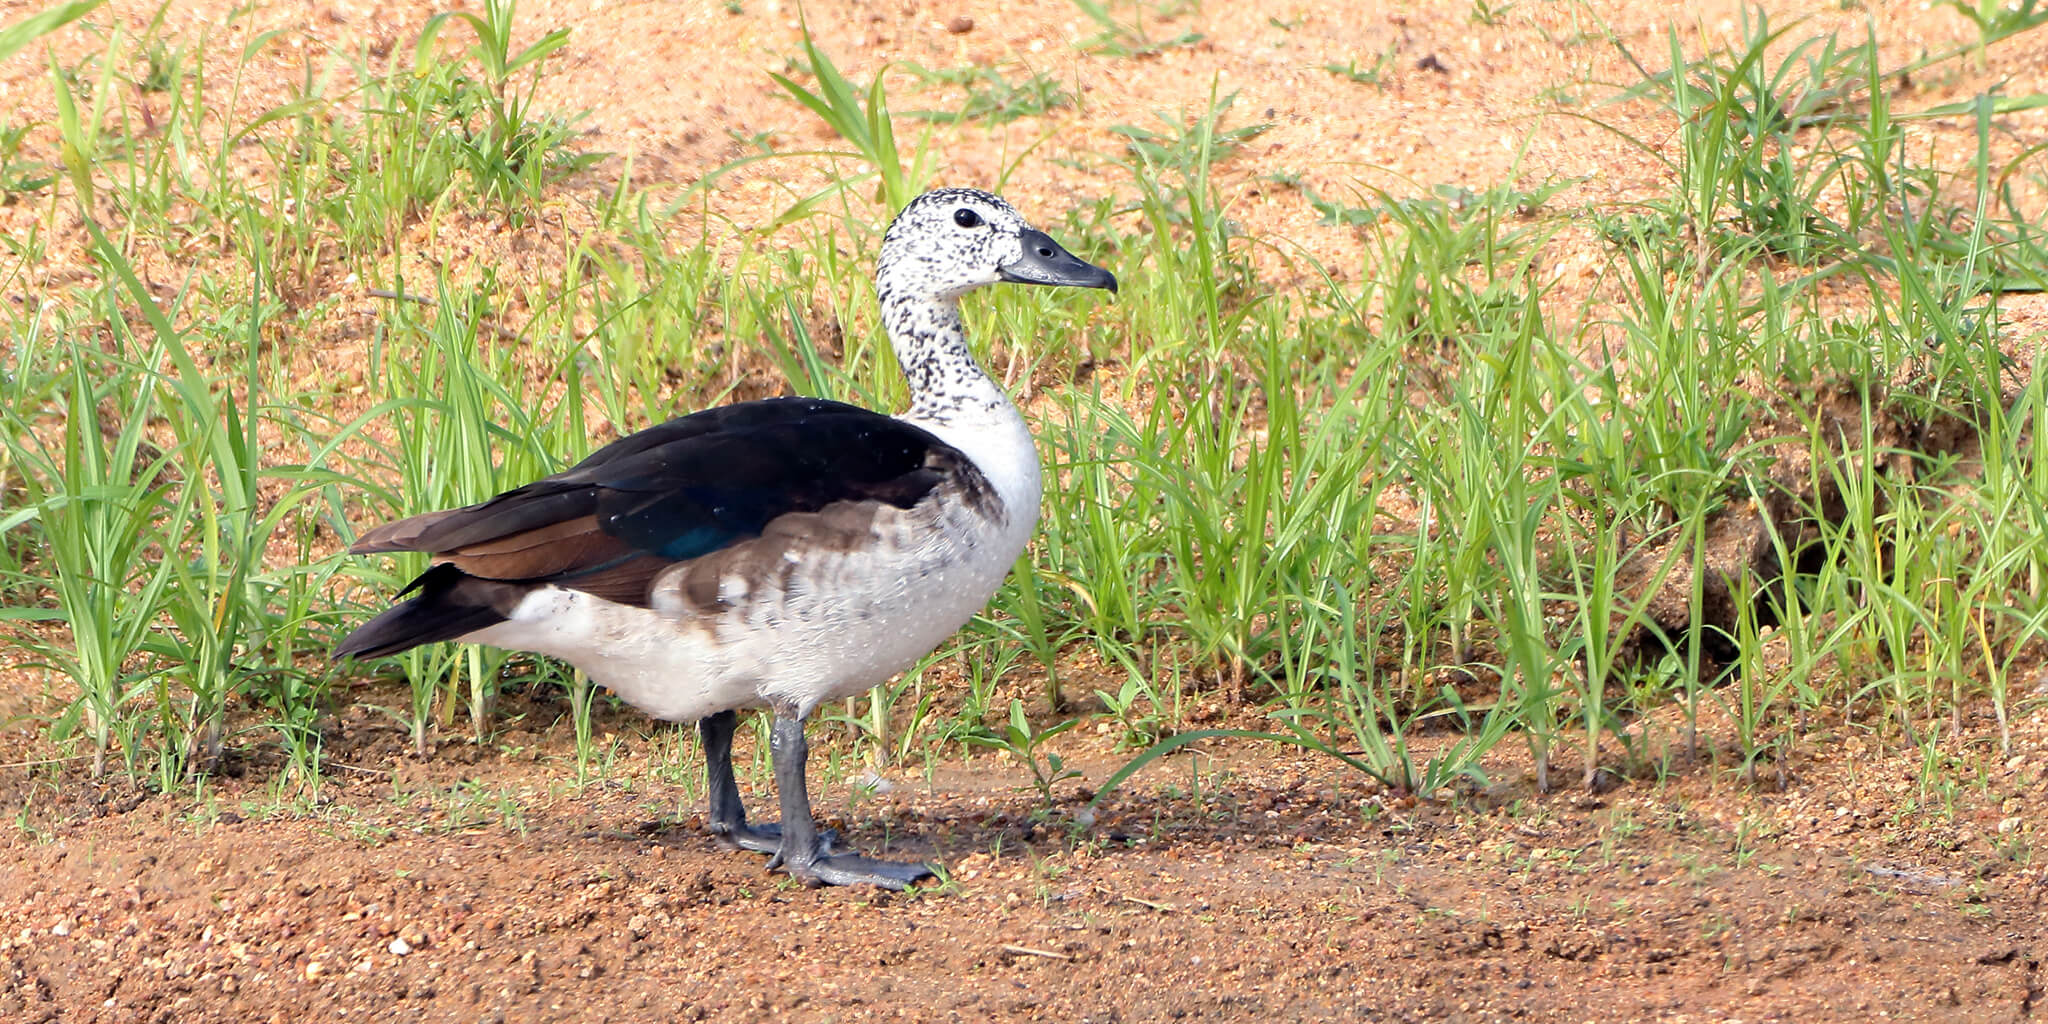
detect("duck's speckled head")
[877,188,1117,304]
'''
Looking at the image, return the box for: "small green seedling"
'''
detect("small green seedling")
[962,699,1083,808]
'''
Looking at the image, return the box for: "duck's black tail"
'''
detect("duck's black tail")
[333,564,517,660]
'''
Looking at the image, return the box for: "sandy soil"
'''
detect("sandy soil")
[2,0,2047,1021]
[3,688,2046,1023]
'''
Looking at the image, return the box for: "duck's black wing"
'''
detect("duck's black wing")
[334,397,988,660]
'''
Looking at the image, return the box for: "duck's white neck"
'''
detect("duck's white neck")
[877,285,1042,538]
[879,288,1010,425]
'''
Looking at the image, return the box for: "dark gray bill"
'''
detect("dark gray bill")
[999,229,1118,293]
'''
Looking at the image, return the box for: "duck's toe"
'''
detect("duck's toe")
[715,821,839,856]
[784,851,935,890]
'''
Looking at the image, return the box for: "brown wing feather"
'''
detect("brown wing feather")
[437,515,631,576]
[431,516,667,604]
[352,507,465,554]
[550,554,676,605]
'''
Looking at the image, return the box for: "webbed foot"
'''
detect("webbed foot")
[776,847,935,890]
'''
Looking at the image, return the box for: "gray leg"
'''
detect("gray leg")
[698,709,784,854]
[765,706,934,889]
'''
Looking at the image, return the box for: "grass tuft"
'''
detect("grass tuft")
[1,2,2044,810]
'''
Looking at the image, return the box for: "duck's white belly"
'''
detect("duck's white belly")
[461,481,1032,722]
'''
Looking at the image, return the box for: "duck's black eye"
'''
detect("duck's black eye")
[953,208,984,229]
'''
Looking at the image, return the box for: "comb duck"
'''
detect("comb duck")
[336,189,1116,887]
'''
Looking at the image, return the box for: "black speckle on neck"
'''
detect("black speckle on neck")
[878,286,1005,424]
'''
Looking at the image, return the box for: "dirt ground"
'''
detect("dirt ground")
[3,0,2048,1021]
[3,692,2046,1024]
